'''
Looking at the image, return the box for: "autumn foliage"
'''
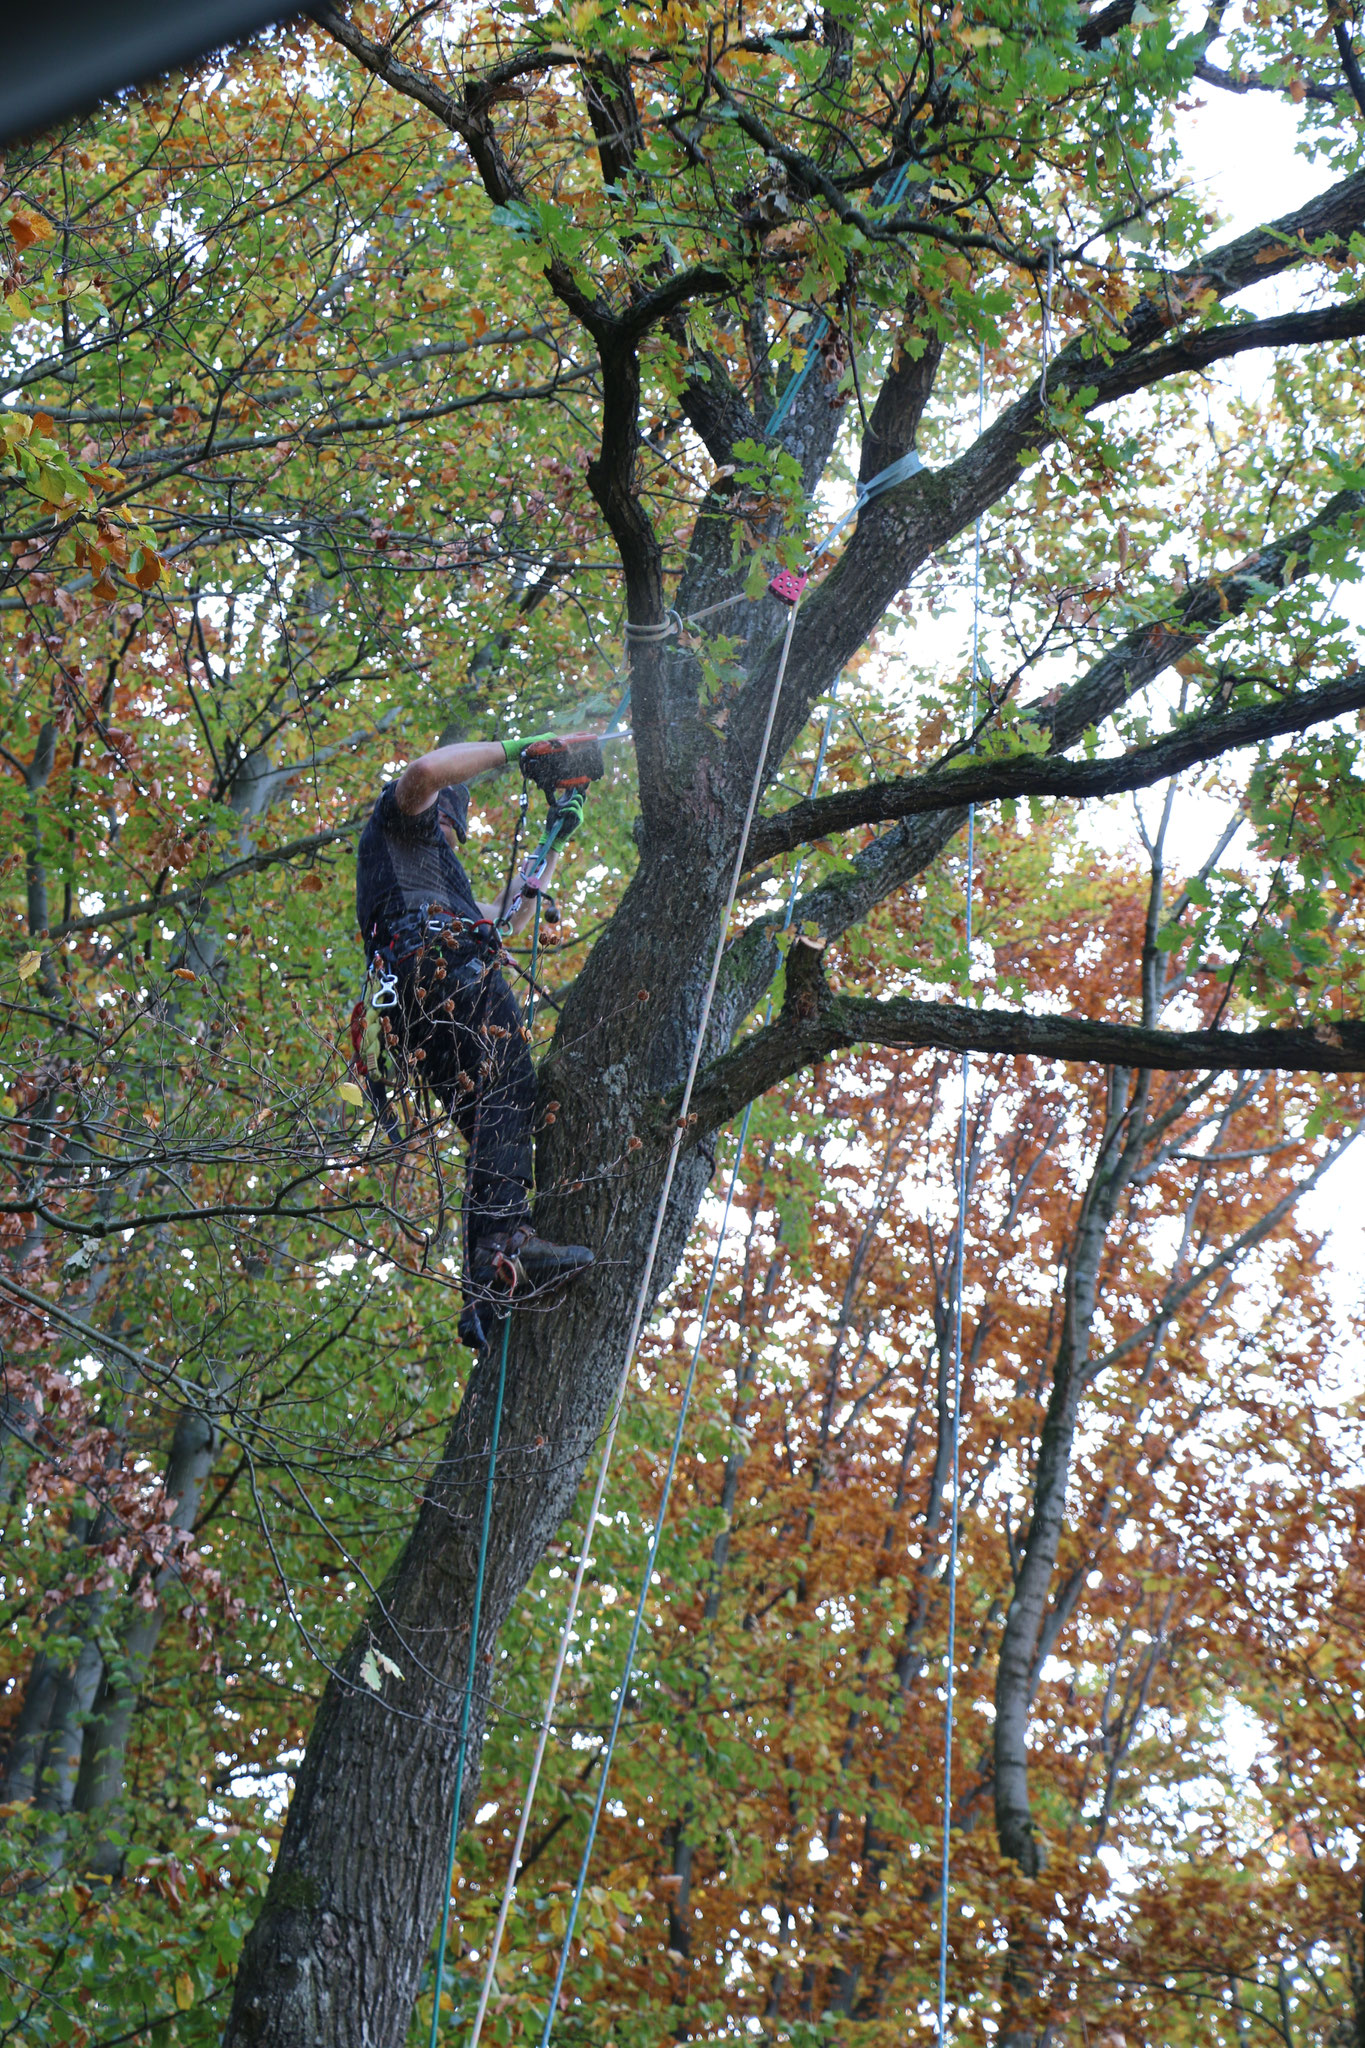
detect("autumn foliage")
[1,2,1365,2045]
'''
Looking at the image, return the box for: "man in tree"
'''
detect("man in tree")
[356,732,594,1348]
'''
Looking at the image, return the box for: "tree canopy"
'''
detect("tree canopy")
[2,2,1365,2044]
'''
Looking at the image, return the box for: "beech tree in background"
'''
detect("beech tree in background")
[1,0,1365,2042]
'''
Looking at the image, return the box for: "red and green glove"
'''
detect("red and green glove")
[500,729,557,764]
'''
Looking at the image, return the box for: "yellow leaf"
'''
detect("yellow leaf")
[17,951,40,980]
[174,1974,194,2012]
[337,1082,365,1106]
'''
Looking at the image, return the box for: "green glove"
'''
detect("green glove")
[545,786,587,842]
[501,729,557,763]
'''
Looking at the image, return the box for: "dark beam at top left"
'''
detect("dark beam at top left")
[0,0,307,147]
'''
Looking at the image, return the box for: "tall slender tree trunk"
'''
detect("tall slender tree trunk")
[74,1404,219,1869]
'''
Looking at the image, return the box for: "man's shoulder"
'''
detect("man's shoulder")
[365,781,433,842]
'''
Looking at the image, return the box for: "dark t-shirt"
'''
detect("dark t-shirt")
[355,782,481,948]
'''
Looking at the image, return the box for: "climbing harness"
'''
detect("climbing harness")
[348,910,505,1145]
[347,731,602,1139]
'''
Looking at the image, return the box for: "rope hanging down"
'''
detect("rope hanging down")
[449,438,922,2046]
[466,685,843,2048]
[935,338,986,2045]
[427,889,548,2048]
[427,324,927,2039]
[448,581,802,2048]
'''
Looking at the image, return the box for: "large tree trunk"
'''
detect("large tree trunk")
[224,793,743,2047]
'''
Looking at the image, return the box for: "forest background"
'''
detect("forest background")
[2,2,1365,2046]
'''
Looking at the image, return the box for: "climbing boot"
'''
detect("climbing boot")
[469,1225,594,1300]
[458,1298,503,1352]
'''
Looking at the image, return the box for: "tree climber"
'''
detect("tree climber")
[355,732,594,1350]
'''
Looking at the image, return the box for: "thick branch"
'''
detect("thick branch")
[723,485,1365,1005]
[307,4,468,133]
[1194,56,1342,105]
[857,291,944,488]
[1077,0,1141,47]
[621,266,737,340]
[748,670,1365,864]
[691,959,1365,1133]
[725,172,1365,817]
[1078,298,1365,408]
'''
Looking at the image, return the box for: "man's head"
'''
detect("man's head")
[434,783,469,851]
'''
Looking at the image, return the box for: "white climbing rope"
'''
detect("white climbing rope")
[528,684,844,2043]
[935,337,985,2043]
[463,593,806,2048]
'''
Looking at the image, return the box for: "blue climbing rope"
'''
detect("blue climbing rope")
[427,894,544,2047]
[764,161,914,438]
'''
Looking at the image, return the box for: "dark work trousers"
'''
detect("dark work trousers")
[385,932,535,1257]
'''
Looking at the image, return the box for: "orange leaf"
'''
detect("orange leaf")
[9,208,54,248]
[299,872,324,893]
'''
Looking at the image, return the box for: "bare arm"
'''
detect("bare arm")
[394,739,508,814]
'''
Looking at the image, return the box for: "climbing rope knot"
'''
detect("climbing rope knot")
[623,610,682,643]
